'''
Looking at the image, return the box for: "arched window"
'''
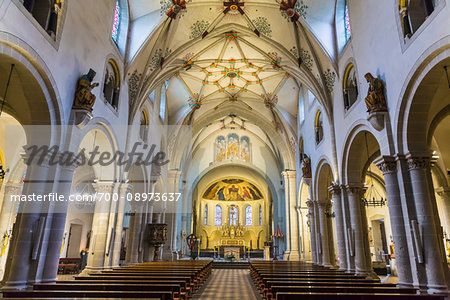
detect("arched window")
[103,59,120,109]
[22,0,63,38]
[111,0,120,42]
[259,205,262,225]
[344,1,351,41]
[343,63,358,109]
[245,206,252,226]
[399,0,436,38]
[230,206,238,226]
[140,110,149,141]
[215,205,222,226]
[315,111,324,144]
[204,204,208,225]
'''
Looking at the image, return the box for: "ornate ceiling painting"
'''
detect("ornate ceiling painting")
[127,0,337,169]
[202,178,264,201]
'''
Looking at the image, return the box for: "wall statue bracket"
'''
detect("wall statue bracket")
[71,69,99,127]
[364,73,388,131]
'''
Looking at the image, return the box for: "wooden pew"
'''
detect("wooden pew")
[276,293,445,300]
[249,260,445,300]
[3,260,213,300]
[2,290,174,299]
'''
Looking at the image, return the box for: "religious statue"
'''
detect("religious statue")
[302,157,312,179]
[364,73,387,113]
[73,69,99,112]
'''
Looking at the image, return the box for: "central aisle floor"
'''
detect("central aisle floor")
[193,269,262,300]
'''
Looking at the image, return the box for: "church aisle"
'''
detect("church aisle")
[193,269,262,300]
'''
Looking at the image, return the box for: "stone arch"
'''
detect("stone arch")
[395,36,450,155]
[342,126,382,185]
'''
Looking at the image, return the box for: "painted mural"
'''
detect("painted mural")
[216,136,226,161]
[227,134,239,159]
[202,178,263,201]
[215,134,251,162]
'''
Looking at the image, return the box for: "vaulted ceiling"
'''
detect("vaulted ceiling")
[126,0,340,170]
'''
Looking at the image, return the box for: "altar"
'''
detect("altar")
[223,247,240,260]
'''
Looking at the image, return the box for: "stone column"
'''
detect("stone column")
[407,154,449,293]
[305,200,317,264]
[82,182,115,274]
[41,161,79,282]
[0,183,22,279]
[2,157,52,289]
[282,170,300,261]
[340,185,355,272]
[346,185,372,276]
[436,187,450,236]
[329,185,347,270]
[318,201,334,267]
[374,156,413,287]
[313,201,322,265]
[111,183,132,267]
[124,201,144,265]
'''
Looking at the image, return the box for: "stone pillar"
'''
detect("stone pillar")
[313,201,322,265]
[0,184,21,277]
[124,202,144,265]
[82,182,115,273]
[340,185,355,272]
[282,170,300,261]
[318,201,334,267]
[306,200,317,264]
[329,185,347,270]
[374,156,413,287]
[2,158,52,289]
[407,154,449,293]
[436,187,450,237]
[41,161,79,282]
[111,183,132,267]
[346,185,372,276]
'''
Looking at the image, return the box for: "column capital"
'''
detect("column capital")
[328,184,341,196]
[405,152,433,171]
[282,169,296,178]
[93,181,115,193]
[305,199,315,208]
[374,156,397,174]
[3,182,22,194]
[318,201,332,211]
[345,185,363,194]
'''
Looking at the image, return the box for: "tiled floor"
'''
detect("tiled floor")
[193,269,262,300]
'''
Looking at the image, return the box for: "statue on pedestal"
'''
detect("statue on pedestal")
[73,69,99,112]
[364,73,387,113]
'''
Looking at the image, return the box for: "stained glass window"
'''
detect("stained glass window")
[204,205,208,225]
[112,0,120,42]
[215,205,222,226]
[344,2,351,41]
[246,206,252,226]
[259,205,262,225]
[230,206,238,226]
